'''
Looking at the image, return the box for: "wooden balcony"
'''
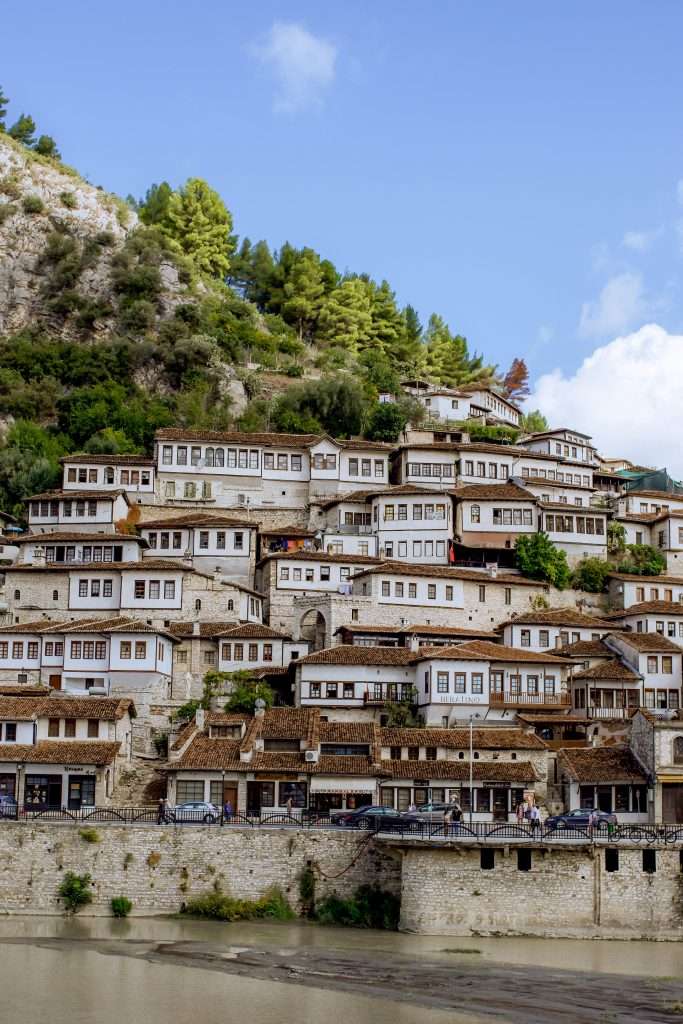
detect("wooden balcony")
[489,691,571,708]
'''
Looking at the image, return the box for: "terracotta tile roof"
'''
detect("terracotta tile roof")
[313,490,381,510]
[613,601,683,616]
[380,727,545,750]
[555,639,614,658]
[338,439,394,451]
[296,645,414,667]
[139,513,254,529]
[155,428,321,447]
[206,712,249,726]
[314,755,376,776]
[258,551,381,566]
[0,740,120,765]
[261,707,319,744]
[558,745,647,783]
[0,686,49,696]
[412,640,570,664]
[623,490,683,500]
[450,483,536,501]
[405,624,500,639]
[320,721,377,743]
[616,632,682,653]
[616,513,660,524]
[380,759,537,782]
[169,621,239,638]
[501,609,617,628]
[169,721,197,752]
[214,623,292,640]
[572,659,641,682]
[259,526,317,537]
[335,624,403,635]
[7,559,189,573]
[61,454,154,466]
[607,572,683,584]
[0,695,134,721]
[38,616,179,643]
[27,489,128,502]
[0,620,57,634]
[15,531,145,544]
[351,561,548,587]
[172,736,242,769]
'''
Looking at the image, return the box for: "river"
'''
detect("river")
[1,917,681,1023]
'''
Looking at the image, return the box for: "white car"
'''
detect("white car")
[170,801,220,824]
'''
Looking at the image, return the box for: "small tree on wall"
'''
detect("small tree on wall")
[515,532,571,590]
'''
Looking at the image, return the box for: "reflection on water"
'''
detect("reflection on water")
[0,916,680,979]
[0,942,466,1024]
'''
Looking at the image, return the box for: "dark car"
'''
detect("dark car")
[335,805,418,830]
[545,808,617,831]
[0,794,17,819]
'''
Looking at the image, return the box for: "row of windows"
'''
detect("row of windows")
[66,467,151,485]
[382,580,458,600]
[279,566,350,582]
[45,545,118,563]
[633,586,680,602]
[521,466,591,485]
[519,629,598,647]
[645,655,675,674]
[406,462,455,478]
[382,503,447,521]
[47,717,100,738]
[461,460,510,479]
[162,445,261,469]
[133,580,176,600]
[220,642,272,662]
[69,641,107,659]
[432,671,557,695]
[349,458,385,477]
[308,682,413,700]
[146,530,244,551]
[78,579,114,598]
[163,481,213,499]
[635,621,683,638]
[0,642,39,659]
[544,515,605,535]
[31,500,98,517]
[469,506,533,525]
[384,540,447,559]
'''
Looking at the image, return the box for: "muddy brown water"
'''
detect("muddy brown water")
[0,917,682,1023]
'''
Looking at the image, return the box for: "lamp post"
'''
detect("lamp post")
[469,713,481,825]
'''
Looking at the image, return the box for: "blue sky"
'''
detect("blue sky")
[3,2,683,465]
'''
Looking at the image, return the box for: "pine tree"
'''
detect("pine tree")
[161,178,236,279]
[139,182,173,226]
[503,357,530,401]
[424,314,496,387]
[317,278,373,354]
[0,86,9,131]
[34,134,60,159]
[7,113,36,147]
[367,279,404,357]
[281,248,326,340]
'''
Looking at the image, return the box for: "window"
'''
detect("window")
[504,587,511,606]
[643,849,656,874]
[164,581,176,599]
[446,586,453,601]
[5,723,16,742]
[471,673,483,694]
[103,580,112,598]
[177,780,205,803]
[233,644,244,661]
[520,629,531,648]
[437,672,449,693]
[662,656,673,674]
[134,580,145,600]
[539,630,549,648]
[290,454,302,471]
[135,642,146,659]
[409,583,417,598]
[79,580,88,598]
[320,566,330,581]
[647,656,658,674]
[384,505,395,521]
[395,583,404,597]
[381,581,390,597]
[70,641,82,659]
[454,673,466,693]
[64,718,76,738]
[471,504,480,524]
[280,567,290,581]
[27,642,38,659]
[428,584,437,600]
[374,459,384,477]
[326,683,338,699]
[478,585,486,603]
[120,642,131,659]
[48,718,60,737]
[348,458,359,476]
[362,459,371,477]
[413,541,422,558]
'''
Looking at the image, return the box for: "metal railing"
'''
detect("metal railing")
[1,805,683,843]
[489,692,571,707]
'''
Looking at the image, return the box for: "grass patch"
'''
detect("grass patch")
[60,191,77,209]
[111,896,132,918]
[315,885,400,931]
[58,872,92,913]
[182,886,294,922]
[79,827,101,844]
[22,194,44,214]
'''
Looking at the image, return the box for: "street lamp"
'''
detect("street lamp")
[469,713,481,825]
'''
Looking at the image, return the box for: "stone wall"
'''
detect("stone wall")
[398,842,683,938]
[0,822,401,916]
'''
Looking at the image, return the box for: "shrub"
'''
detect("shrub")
[0,176,21,199]
[572,557,611,593]
[0,203,14,225]
[59,191,77,209]
[315,885,400,930]
[111,896,133,918]
[58,872,93,913]
[515,532,571,589]
[79,827,101,844]
[182,887,294,922]
[617,543,666,576]
[22,194,44,214]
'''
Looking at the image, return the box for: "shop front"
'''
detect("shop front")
[309,778,377,813]
[246,774,309,814]
[379,782,527,821]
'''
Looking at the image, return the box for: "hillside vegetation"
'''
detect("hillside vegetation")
[0,85,540,516]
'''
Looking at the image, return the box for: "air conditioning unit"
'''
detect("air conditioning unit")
[237,494,246,506]
[304,750,318,762]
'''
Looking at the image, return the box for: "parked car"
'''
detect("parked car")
[335,805,418,830]
[0,794,16,818]
[170,801,220,824]
[544,808,617,831]
[408,802,463,824]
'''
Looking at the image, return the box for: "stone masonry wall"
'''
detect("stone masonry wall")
[0,823,401,916]
[398,843,683,938]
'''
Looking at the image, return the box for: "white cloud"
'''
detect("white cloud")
[527,324,683,474]
[250,22,337,113]
[579,272,647,339]
[622,228,661,252]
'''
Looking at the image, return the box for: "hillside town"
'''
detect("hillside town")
[0,379,682,826]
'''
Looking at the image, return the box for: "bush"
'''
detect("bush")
[111,896,133,918]
[364,402,407,442]
[572,557,612,593]
[515,532,571,589]
[0,203,15,225]
[79,827,101,844]
[58,872,93,913]
[617,544,667,576]
[182,887,294,922]
[315,885,400,930]
[59,191,77,209]
[22,194,44,214]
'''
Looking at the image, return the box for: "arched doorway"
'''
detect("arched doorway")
[299,609,327,651]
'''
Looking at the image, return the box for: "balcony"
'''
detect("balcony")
[334,525,373,536]
[489,691,571,708]
[586,706,638,720]
[363,688,413,706]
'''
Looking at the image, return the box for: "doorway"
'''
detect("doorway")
[67,776,96,810]
[492,788,508,821]
[662,784,683,822]
[49,675,62,690]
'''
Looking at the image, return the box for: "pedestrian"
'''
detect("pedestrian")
[453,801,463,823]
[223,798,233,822]
[157,796,167,825]
[408,801,417,812]
[516,800,527,826]
[530,803,541,834]
[443,805,453,837]
[589,808,599,837]
[286,796,293,817]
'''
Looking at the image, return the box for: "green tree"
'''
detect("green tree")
[520,409,549,433]
[272,377,365,438]
[358,349,401,395]
[367,279,405,357]
[607,521,627,556]
[424,314,496,387]
[7,113,36,147]
[161,178,235,279]
[572,557,611,593]
[617,544,666,576]
[364,402,407,443]
[138,181,173,226]
[317,278,373,354]
[83,428,141,455]
[0,86,9,131]
[224,671,275,714]
[281,247,326,340]
[34,134,60,159]
[515,532,571,589]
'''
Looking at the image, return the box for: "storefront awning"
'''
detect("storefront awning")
[310,779,376,793]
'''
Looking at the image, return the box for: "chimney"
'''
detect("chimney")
[195,708,206,731]
[192,622,201,637]
[254,697,266,719]
[486,562,498,578]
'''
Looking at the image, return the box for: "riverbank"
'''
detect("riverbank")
[1,919,683,1023]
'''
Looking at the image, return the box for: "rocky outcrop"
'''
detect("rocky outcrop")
[0,136,137,335]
